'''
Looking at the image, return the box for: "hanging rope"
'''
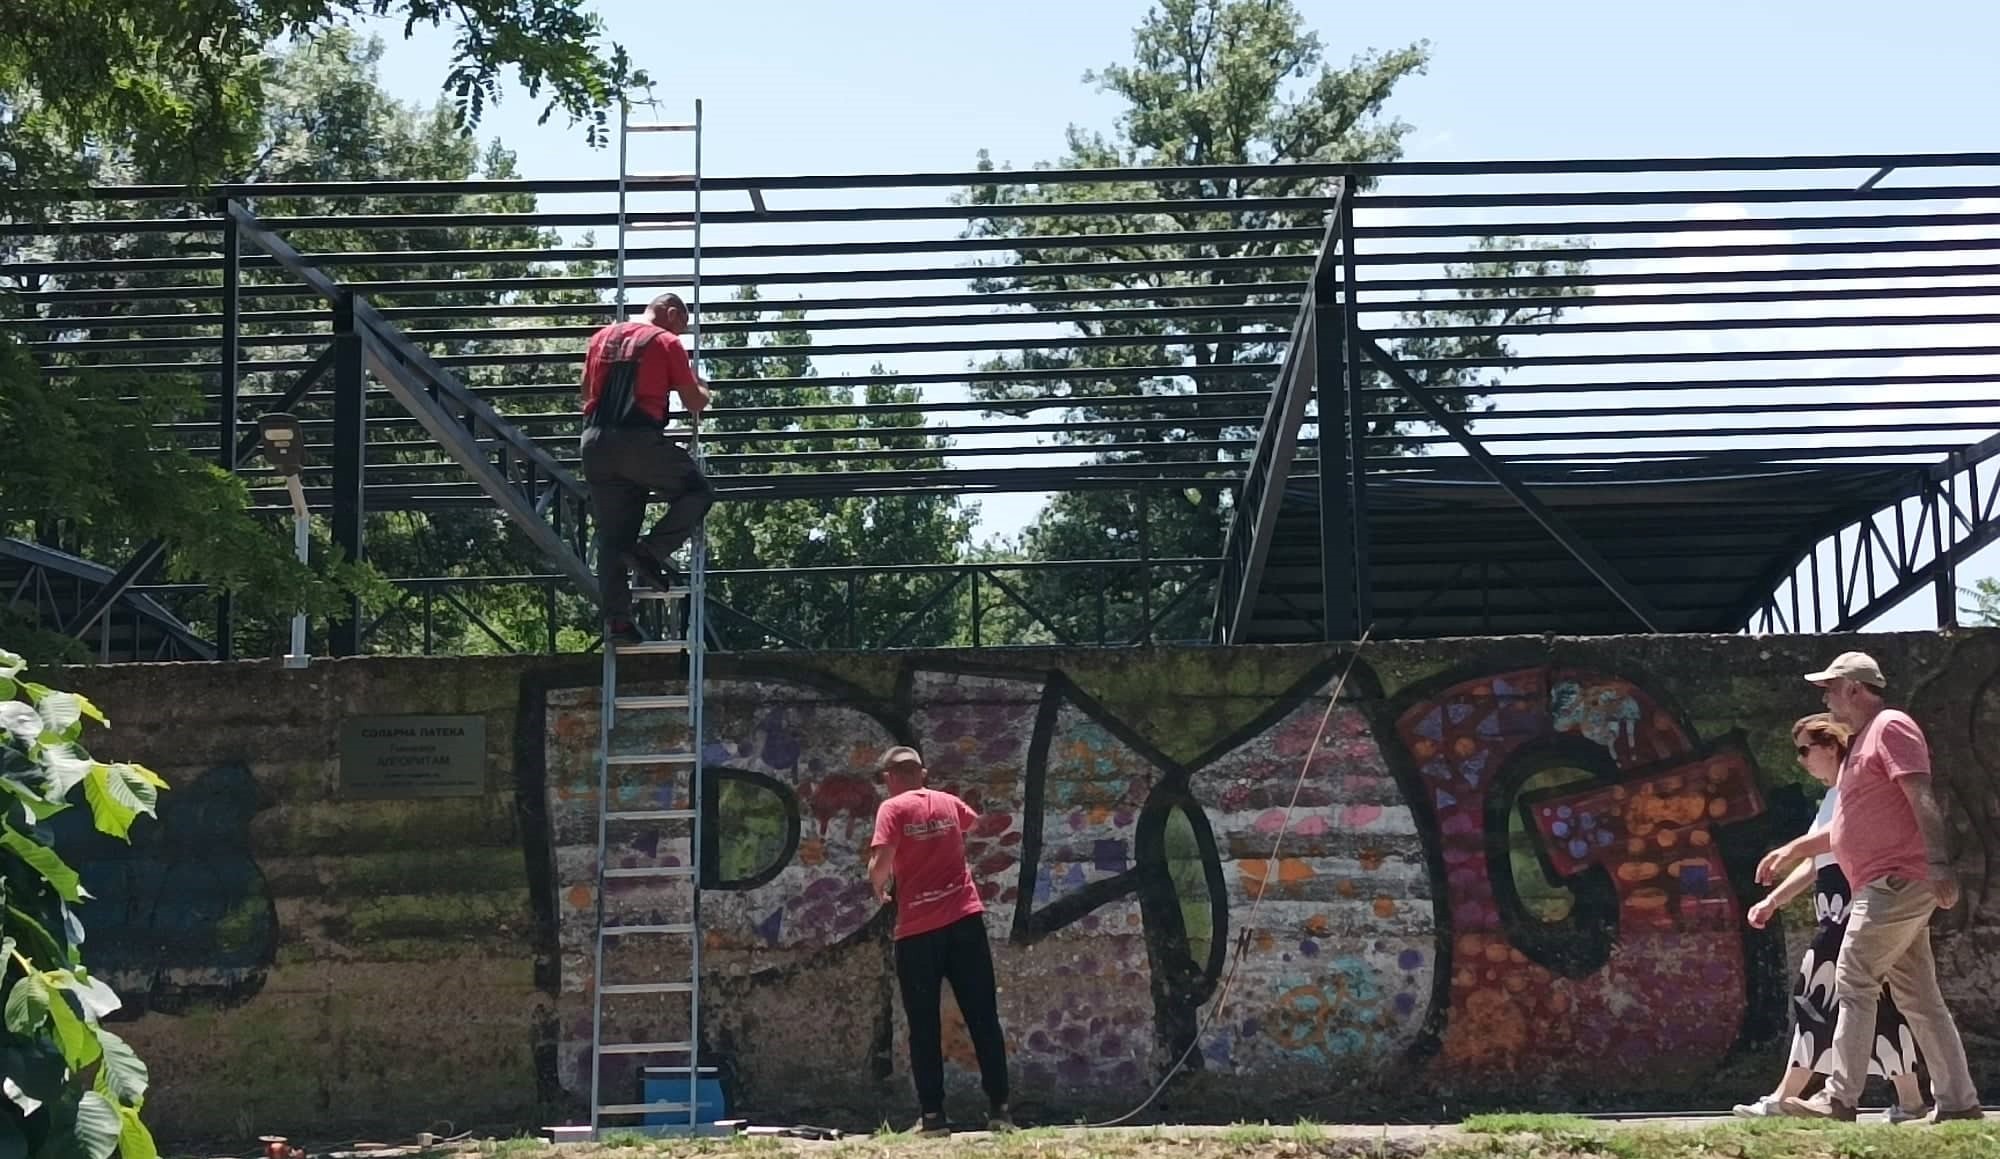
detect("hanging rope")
[1084,627,1375,1129]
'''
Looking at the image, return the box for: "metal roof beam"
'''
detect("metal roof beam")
[1360,335,1670,633]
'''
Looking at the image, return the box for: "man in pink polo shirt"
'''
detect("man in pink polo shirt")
[867,745,1011,1134]
[1755,651,1983,1122]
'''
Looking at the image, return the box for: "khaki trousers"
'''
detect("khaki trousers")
[1826,873,1980,1112]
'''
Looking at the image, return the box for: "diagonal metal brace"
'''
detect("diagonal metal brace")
[357,330,600,601]
[233,347,333,466]
[1359,337,1669,633]
[1211,197,1344,643]
[66,538,168,639]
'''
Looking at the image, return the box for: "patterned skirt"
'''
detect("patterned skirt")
[1787,864,1926,1081]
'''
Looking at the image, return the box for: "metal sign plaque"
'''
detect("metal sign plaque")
[339,715,488,798]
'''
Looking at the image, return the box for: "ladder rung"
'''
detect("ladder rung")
[614,694,690,711]
[596,1102,693,1115]
[602,923,695,937]
[604,865,698,880]
[599,1040,695,1057]
[626,121,697,133]
[627,221,696,231]
[604,808,696,822]
[606,751,698,766]
[614,640,689,656]
[633,587,692,600]
[629,172,696,183]
[601,981,694,996]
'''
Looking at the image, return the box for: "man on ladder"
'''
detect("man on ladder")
[580,291,714,644]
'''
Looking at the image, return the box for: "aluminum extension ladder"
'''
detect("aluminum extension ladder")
[577,97,714,1141]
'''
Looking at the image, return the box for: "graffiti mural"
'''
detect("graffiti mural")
[1392,666,1768,1088]
[542,656,1440,1102]
[533,653,1793,1106]
[43,630,2000,1141]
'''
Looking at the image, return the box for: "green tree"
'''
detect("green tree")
[1,0,642,203]
[961,0,1582,643]
[1,647,165,1159]
[1961,577,2000,627]
[219,30,616,657]
[701,289,974,648]
[1,0,643,663]
[2,30,616,661]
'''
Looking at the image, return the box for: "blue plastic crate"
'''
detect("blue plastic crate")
[640,1067,726,1127]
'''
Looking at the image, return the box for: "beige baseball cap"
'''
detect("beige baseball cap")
[1804,650,1886,688]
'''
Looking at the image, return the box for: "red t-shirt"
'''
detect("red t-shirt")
[581,321,698,425]
[870,788,985,940]
[1829,708,1933,888]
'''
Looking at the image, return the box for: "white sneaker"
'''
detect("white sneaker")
[1733,1096,1784,1118]
[1887,1103,1925,1125]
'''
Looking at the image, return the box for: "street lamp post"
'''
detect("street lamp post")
[258,413,311,669]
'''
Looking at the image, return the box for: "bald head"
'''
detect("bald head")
[644,292,689,334]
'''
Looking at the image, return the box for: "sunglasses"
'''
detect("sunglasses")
[1796,744,1814,757]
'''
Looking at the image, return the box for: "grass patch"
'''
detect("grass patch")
[384,1117,2000,1159]
[1447,1120,1997,1159]
[1461,1114,1603,1138]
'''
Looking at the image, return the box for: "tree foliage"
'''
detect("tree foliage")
[221,30,615,657]
[1961,577,2000,628]
[701,290,975,648]
[1,0,642,661]
[1,29,616,662]
[0,0,642,202]
[961,0,1584,642]
[0,647,164,1159]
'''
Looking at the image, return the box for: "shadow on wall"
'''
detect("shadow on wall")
[528,651,1805,1113]
[47,763,278,1017]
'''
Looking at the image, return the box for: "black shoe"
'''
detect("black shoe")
[911,1112,949,1136]
[987,1104,1016,1132]
[623,545,682,594]
[604,618,646,646]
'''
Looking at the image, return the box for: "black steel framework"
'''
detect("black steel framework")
[7,152,2000,656]
[0,538,215,662]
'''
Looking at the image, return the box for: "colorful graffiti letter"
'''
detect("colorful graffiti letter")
[1397,667,1764,1088]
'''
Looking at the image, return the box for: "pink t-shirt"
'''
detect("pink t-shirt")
[1828,708,1933,889]
[870,788,985,940]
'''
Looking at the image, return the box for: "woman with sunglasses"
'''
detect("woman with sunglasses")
[1734,714,1928,1120]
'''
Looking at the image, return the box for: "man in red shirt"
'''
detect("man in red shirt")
[1756,651,1983,1123]
[579,292,713,644]
[868,745,1011,1134]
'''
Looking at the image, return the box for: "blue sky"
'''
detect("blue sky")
[369,0,2000,185]
[362,1,2000,631]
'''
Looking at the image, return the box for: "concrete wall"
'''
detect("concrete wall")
[48,632,2000,1139]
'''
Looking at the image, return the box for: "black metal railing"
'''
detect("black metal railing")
[126,556,1219,655]
[13,152,2000,654]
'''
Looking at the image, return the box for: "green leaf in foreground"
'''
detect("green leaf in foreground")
[43,981,103,1071]
[0,826,82,900]
[117,1104,158,1159]
[81,764,145,840]
[3,970,51,1036]
[71,1091,121,1159]
[93,1028,149,1105]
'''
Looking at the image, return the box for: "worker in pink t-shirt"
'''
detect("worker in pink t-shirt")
[867,745,1011,1135]
[1754,651,1983,1123]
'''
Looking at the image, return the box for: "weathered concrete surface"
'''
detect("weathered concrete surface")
[43,632,2000,1140]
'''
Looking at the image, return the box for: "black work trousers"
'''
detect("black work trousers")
[579,425,714,618]
[895,913,1008,1115]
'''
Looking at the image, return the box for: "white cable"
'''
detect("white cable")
[1083,626,1374,1130]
